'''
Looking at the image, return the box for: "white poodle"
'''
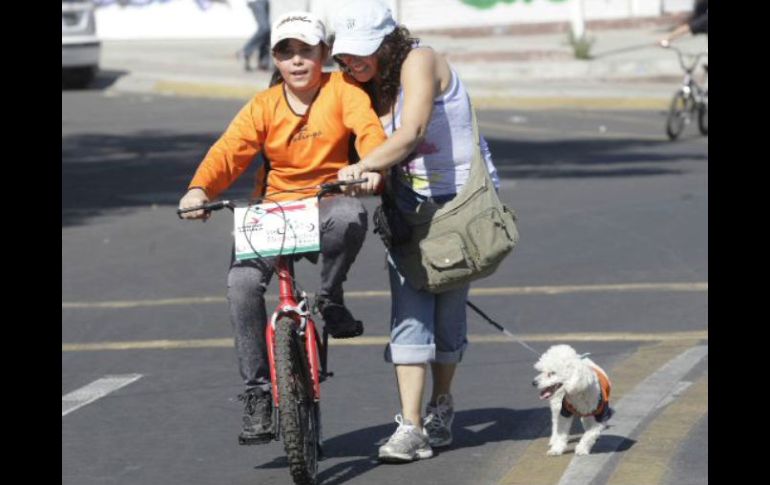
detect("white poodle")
[532,344,614,456]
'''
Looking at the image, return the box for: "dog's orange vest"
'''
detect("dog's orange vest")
[561,366,613,422]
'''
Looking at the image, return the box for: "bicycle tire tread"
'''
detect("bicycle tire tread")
[275,317,317,485]
[666,91,688,140]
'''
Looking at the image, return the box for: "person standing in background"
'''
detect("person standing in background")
[237,0,272,71]
[659,0,708,47]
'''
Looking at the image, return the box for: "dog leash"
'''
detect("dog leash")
[466,300,540,355]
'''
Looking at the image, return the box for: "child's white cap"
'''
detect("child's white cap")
[271,11,327,49]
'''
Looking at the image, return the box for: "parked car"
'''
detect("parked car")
[62,0,101,88]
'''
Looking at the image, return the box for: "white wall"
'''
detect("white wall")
[95,0,311,40]
[94,0,691,40]
[399,0,571,30]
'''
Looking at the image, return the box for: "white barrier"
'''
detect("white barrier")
[94,0,691,40]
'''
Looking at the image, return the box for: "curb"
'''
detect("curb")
[110,76,671,111]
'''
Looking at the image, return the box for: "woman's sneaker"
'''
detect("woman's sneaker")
[424,394,454,447]
[378,414,433,462]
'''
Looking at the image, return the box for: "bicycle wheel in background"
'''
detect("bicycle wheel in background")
[698,91,708,136]
[274,316,319,485]
[666,91,689,140]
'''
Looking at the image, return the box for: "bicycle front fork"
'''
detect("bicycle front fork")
[319,328,333,382]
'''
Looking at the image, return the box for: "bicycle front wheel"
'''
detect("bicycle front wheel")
[698,91,708,136]
[274,316,319,485]
[665,91,688,140]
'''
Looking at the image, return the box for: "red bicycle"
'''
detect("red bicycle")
[177,178,367,485]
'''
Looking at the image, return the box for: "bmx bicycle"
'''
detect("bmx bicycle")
[662,45,708,140]
[177,178,367,485]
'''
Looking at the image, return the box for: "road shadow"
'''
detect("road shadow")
[62,130,261,227]
[62,68,129,91]
[62,128,705,226]
[590,434,636,454]
[254,406,550,485]
[484,137,707,179]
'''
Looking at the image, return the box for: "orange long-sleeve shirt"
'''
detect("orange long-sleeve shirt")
[189,72,386,201]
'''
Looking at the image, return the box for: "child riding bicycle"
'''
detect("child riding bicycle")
[177,11,390,445]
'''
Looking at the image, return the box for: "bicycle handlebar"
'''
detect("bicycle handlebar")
[661,45,707,73]
[176,178,369,217]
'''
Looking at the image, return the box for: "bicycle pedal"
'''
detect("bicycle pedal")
[238,433,274,446]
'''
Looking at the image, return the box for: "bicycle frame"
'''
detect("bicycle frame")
[177,178,367,479]
[671,46,707,104]
[177,180,365,407]
[265,255,326,406]
[663,45,708,140]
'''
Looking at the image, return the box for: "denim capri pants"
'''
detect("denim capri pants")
[384,251,469,365]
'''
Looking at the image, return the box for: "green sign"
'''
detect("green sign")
[460,0,567,10]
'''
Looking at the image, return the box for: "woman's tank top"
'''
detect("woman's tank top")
[385,65,499,200]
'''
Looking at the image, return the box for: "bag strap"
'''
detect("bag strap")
[466,102,494,190]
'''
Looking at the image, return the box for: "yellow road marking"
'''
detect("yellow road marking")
[154,80,258,100]
[497,340,703,485]
[62,331,706,352]
[62,282,707,309]
[606,374,708,485]
[149,82,669,111]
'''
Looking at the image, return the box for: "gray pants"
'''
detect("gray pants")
[242,0,271,67]
[226,195,368,390]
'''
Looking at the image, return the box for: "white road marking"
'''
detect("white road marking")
[556,345,708,485]
[62,374,143,417]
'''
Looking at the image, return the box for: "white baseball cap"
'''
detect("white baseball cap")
[331,0,397,57]
[270,11,327,50]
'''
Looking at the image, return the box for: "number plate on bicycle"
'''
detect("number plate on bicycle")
[234,198,320,260]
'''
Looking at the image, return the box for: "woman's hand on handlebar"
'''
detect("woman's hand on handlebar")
[338,162,366,182]
[338,164,382,196]
[358,171,383,195]
[178,188,211,221]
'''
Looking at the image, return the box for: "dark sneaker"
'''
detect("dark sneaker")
[316,296,364,339]
[237,387,273,445]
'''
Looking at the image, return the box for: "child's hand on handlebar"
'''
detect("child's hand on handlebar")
[178,188,211,221]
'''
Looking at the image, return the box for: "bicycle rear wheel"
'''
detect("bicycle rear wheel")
[665,91,688,141]
[274,316,319,485]
[698,91,708,136]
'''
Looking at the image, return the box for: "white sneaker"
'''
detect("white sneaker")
[378,414,433,462]
[424,394,454,447]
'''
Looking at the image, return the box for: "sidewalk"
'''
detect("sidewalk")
[100,22,708,110]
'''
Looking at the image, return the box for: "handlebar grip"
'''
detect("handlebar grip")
[176,200,232,217]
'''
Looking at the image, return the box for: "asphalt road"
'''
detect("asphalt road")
[62,88,708,485]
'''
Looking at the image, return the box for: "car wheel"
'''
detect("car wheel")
[62,66,97,89]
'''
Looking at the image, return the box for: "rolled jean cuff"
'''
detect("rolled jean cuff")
[385,343,435,364]
[434,342,467,364]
